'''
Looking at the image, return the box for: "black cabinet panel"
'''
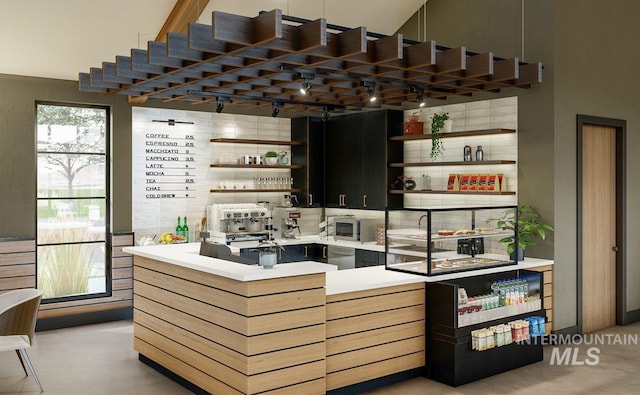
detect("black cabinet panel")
[425,270,545,387]
[292,117,325,207]
[280,244,305,263]
[325,114,363,208]
[324,110,403,210]
[309,243,328,263]
[355,249,385,268]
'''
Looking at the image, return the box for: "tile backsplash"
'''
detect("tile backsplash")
[403,96,518,208]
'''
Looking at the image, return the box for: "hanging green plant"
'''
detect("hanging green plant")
[430,112,449,159]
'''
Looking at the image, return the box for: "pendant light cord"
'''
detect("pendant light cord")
[521,0,525,61]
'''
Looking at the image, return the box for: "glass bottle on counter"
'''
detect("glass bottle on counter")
[176,217,183,237]
[183,216,189,242]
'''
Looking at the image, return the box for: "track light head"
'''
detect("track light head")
[411,86,425,107]
[272,102,281,117]
[298,72,315,95]
[300,80,312,95]
[215,96,230,114]
[361,80,377,102]
[322,105,331,122]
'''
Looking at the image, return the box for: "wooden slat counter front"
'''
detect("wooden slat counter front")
[125,244,336,395]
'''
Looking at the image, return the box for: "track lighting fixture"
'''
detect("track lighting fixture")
[299,72,314,95]
[272,102,281,117]
[361,80,376,102]
[215,96,230,114]
[416,91,425,107]
[322,106,331,122]
[300,80,312,95]
[410,86,425,108]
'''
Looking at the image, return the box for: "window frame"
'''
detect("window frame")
[35,101,112,304]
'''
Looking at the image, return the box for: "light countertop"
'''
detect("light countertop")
[124,243,553,295]
[227,235,386,252]
[123,243,337,282]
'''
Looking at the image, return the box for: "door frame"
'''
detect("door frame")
[576,114,626,333]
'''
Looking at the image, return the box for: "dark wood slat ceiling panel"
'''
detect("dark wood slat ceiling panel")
[78,8,542,111]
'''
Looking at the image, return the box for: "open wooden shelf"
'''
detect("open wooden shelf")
[389,128,515,141]
[210,164,302,169]
[210,138,302,145]
[210,188,303,193]
[389,160,516,167]
[389,189,516,195]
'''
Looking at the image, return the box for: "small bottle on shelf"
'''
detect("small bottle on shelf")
[475,145,484,161]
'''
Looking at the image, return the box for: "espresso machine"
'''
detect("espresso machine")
[207,203,270,244]
[272,207,302,239]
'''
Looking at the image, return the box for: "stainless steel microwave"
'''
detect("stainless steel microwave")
[333,218,377,242]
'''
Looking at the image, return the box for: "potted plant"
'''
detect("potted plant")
[430,112,450,159]
[265,150,278,165]
[487,205,554,261]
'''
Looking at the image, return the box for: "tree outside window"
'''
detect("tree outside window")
[36,103,110,300]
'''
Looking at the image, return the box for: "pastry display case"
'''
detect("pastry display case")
[385,206,518,276]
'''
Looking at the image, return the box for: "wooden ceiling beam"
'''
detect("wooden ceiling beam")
[156,0,210,42]
[436,47,466,74]
[79,8,542,110]
[514,62,543,87]
[212,9,282,46]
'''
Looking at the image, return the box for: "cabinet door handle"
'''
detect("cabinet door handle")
[304,246,308,257]
[308,193,313,206]
[363,194,367,208]
[322,246,327,259]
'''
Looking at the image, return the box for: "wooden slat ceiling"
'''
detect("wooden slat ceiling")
[79,8,542,112]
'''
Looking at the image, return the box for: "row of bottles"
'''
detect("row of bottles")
[471,316,546,351]
[490,278,529,306]
[176,217,190,242]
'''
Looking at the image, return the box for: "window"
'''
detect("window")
[36,103,110,301]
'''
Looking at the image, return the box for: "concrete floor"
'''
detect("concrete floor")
[1,320,639,395]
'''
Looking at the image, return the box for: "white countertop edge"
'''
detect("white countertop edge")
[325,258,553,295]
[123,243,337,281]
[224,235,387,252]
[123,243,552,291]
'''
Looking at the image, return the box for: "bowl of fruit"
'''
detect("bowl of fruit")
[159,232,186,244]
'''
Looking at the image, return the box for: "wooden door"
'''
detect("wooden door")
[581,124,616,333]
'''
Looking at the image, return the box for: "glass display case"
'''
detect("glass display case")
[385,206,518,276]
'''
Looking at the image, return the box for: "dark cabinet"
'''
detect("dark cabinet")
[239,248,259,263]
[324,114,363,208]
[306,243,328,263]
[324,110,404,210]
[291,117,325,207]
[425,270,545,386]
[355,249,385,268]
[280,244,306,263]
[242,243,329,264]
